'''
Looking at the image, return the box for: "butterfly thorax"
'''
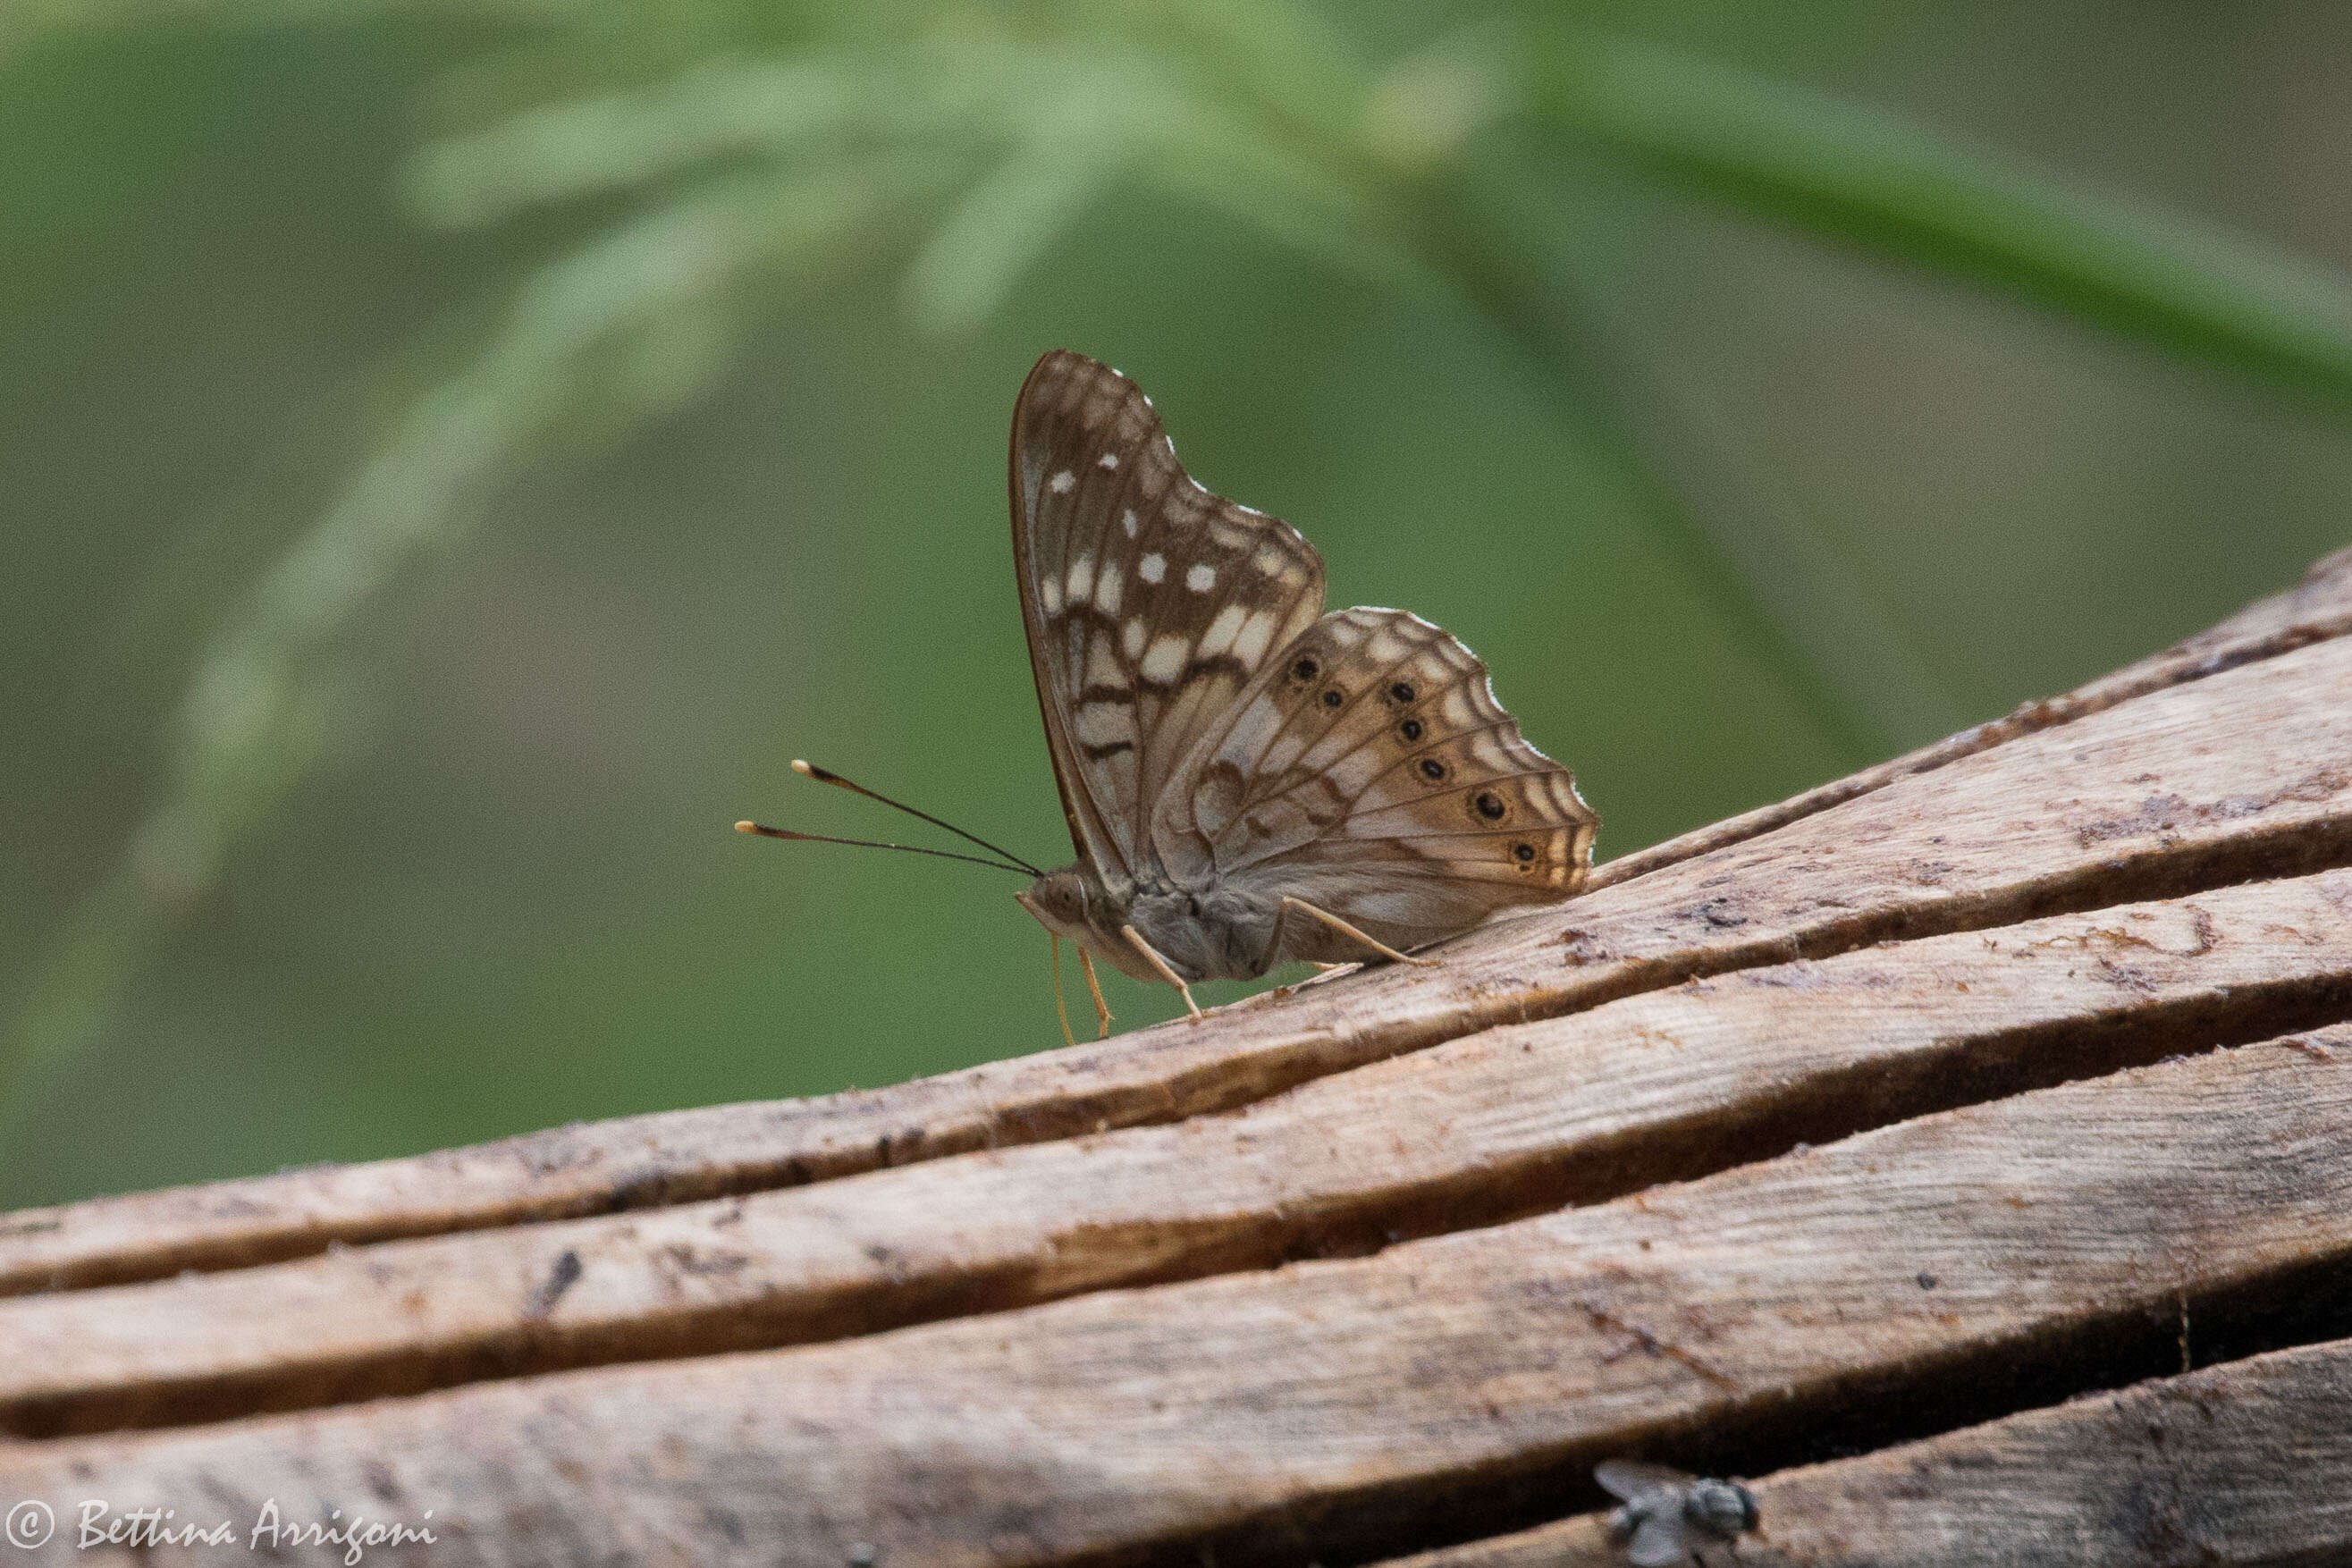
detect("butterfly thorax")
[1016,863,1286,985]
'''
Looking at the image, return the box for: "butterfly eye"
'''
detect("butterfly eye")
[1513,842,1537,864]
[1474,791,1508,821]
[1291,656,1319,681]
[1387,680,1416,704]
[1319,688,1345,709]
[1419,758,1447,781]
[1399,718,1424,742]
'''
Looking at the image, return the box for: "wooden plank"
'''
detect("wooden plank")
[1386,1333,2352,1567]
[6,577,2352,1300]
[11,868,2352,1437]
[5,1032,2348,1567]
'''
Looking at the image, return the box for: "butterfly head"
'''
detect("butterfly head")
[1015,864,1116,949]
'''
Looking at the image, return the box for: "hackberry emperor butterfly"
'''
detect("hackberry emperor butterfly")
[1005,350,1597,1026]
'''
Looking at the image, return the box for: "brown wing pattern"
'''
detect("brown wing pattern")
[1155,606,1596,948]
[1010,350,1325,887]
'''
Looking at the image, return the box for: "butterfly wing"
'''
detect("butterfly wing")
[1152,605,1596,956]
[1011,350,1326,889]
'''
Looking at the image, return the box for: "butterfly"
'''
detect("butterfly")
[745,351,1596,1042]
[1003,350,1597,1033]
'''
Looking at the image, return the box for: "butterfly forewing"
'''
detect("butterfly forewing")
[1011,350,1325,887]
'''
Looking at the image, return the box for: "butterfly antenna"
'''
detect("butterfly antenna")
[734,822,1033,875]
[790,759,1045,876]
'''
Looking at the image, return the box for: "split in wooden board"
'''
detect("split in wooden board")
[4,1028,2349,1566]
[9,868,2352,1437]
[1383,1330,2352,1568]
[7,580,2352,1300]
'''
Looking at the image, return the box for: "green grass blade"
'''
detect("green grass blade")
[1533,26,2352,407]
[0,166,904,1122]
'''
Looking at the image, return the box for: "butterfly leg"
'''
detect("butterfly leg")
[1120,923,1204,1023]
[1076,948,1114,1040]
[1050,936,1077,1050]
[1278,897,1439,968]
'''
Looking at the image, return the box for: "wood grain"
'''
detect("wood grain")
[7,545,2352,1568]
[7,581,2352,1301]
[10,869,2351,1438]
[5,1031,2348,1566]
[1387,1333,2352,1568]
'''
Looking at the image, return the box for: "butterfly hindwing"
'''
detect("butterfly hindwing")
[1011,350,1325,888]
[1155,606,1596,956]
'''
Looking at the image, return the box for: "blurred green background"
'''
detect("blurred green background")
[5,1,2351,1209]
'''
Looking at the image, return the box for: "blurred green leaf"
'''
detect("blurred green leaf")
[904,135,1115,332]
[408,57,864,227]
[3,164,905,1120]
[1533,26,2352,407]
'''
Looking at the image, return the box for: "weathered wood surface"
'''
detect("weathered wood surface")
[3,544,2351,1566]
[5,544,2350,1300]
[5,1034,2349,1565]
[10,868,2352,1439]
[1387,1333,2352,1568]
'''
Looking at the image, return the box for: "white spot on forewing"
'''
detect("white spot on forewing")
[1231,610,1278,669]
[1186,563,1217,593]
[1122,510,1139,538]
[1085,637,1125,690]
[1075,703,1131,746]
[1041,576,1063,614]
[1050,470,1075,494]
[1098,452,1119,470]
[1198,603,1249,659]
[1123,618,1146,660]
[1095,561,1123,616]
[1141,634,1189,684]
[1139,552,1167,584]
[1254,545,1287,576]
[1066,554,1094,603]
